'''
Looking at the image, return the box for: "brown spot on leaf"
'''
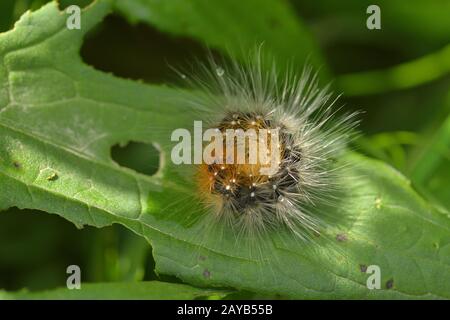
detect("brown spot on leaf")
[203,269,211,278]
[359,264,367,272]
[336,233,348,242]
[13,161,21,169]
[199,255,206,261]
[386,279,394,289]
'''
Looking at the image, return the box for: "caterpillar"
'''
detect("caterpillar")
[174,51,359,244]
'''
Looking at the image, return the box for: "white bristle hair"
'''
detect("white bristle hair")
[181,49,359,243]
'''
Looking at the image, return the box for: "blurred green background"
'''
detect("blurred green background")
[0,0,448,292]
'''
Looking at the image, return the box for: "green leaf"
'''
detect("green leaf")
[336,44,450,96]
[355,131,420,171]
[114,0,328,76]
[0,1,449,299]
[409,112,450,210]
[0,281,228,299]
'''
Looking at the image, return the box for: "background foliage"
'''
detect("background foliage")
[0,0,449,299]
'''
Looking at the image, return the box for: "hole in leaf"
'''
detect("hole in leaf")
[81,14,217,85]
[111,141,160,176]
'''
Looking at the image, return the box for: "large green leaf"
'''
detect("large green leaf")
[0,1,449,299]
[0,281,228,299]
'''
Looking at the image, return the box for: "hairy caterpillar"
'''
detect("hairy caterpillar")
[173,51,358,244]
